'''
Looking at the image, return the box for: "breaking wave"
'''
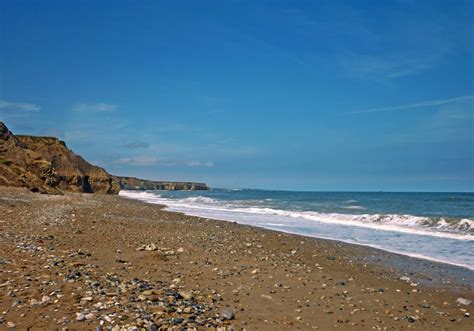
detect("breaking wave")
[120,191,473,241]
[120,190,474,270]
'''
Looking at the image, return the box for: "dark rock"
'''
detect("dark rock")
[66,271,81,280]
[172,318,184,325]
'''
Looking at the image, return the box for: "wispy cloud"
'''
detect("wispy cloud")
[117,156,161,166]
[186,161,214,168]
[0,99,40,111]
[349,95,474,114]
[72,102,118,113]
[115,156,214,168]
[121,141,150,149]
[389,100,474,145]
[341,55,436,80]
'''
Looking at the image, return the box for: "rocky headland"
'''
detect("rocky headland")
[0,122,119,194]
[113,176,209,191]
[0,122,209,194]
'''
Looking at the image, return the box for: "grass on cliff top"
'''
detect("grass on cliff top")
[16,135,59,141]
[0,159,12,166]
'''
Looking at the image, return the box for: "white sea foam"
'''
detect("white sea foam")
[180,196,217,204]
[342,205,366,210]
[264,222,287,227]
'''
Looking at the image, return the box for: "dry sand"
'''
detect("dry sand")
[0,187,472,330]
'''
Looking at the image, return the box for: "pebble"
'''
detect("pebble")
[456,297,471,306]
[30,298,40,307]
[76,313,86,321]
[145,243,157,251]
[85,313,95,320]
[220,307,235,320]
[7,321,15,328]
[179,290,194,300]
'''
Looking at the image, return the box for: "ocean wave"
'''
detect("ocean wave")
[342,205,366,210]
[179,196,218,204]
[120,190,474,269]
[121,191,161,200]
[119,191,474,241]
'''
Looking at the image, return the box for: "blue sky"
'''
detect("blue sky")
[1,0,473,191]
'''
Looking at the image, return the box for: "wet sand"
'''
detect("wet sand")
[0,187,472,330]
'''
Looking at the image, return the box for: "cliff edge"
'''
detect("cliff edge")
[0,122,120,194]
[0,122,210,194]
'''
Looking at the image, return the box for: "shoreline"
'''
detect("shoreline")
[158,207,474,290]
[1,187,472,330]
[120,191,474,273]
[172,208,474,274]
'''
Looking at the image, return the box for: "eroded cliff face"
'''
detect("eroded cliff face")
[0,122,120,194]
[113,176,209,191]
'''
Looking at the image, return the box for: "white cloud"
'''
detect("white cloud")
[389,101,474,144]
[116,156,215,168]
[121,141,149,149]
[349,95,474,114]
[0,99,40,111]
[117,156,161,166]
[341,54,437,80]
[187,161,214,167]
[73,102,118,113]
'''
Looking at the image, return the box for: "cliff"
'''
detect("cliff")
[113,176,209,191]
[0,122,120,194]
[0,122,210,194]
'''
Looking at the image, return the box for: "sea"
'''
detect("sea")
[120,189,474,270]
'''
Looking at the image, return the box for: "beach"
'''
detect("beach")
[0,187,472,330]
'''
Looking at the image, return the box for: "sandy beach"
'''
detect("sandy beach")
[0,187,472,330]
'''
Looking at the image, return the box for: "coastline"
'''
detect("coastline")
[120,191,474,287]
[0,187,472,330]
[120,190,474,272]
